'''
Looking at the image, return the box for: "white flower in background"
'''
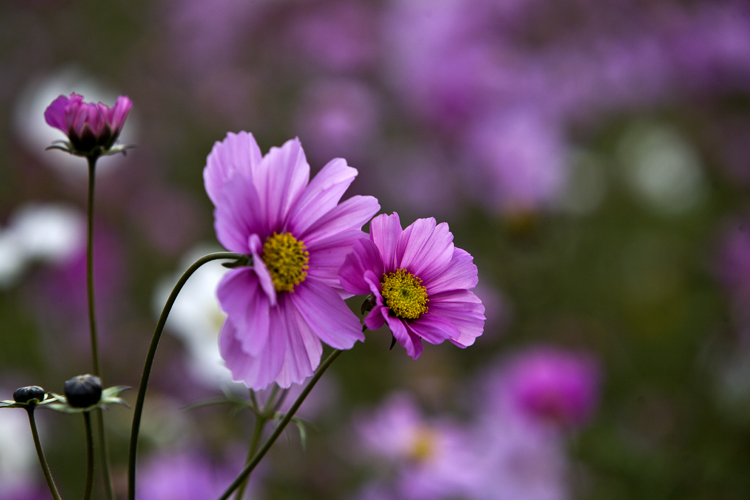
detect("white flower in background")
[153,245,235,388]
[14,67,136,179]
[0,202,84,289]
[0,403,39,495]
[618,122,706,216]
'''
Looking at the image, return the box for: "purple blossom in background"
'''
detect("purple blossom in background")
[136,451,251,500]
[204,132,379,389]
[295,79,380,164]
[285,1,379,73]
[464,109,568,214]
[44,93,131,154]
[339,213,485,359]
[486,346,601,430]
[354,393,479,500]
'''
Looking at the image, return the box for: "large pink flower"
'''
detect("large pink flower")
[44,93,132,154]
[339,213,484,358]
[204,131,379,389]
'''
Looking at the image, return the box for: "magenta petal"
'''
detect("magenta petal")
[429,290,485,347]
[255,138,310,231]
[44,95,70,131]
[288,158,358,235]
[387,315,423,359]
[111,96,133,131]
[307,230,367,297]
[407,315,460,345]
[290,278,365,349]
[216,268,270,356]
[364,305,387,330]
[300,195,380,247]
[426,248,478,294]
[370,213,402,272]
[212,177,264,252]
[219,319,284,390]
[204,131,263,207]
[397,218,454,280]
[339,239,384,295]
[275,298,323,387]
[249,235,277,306]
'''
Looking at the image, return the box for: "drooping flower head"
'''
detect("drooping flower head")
[339,213,484,358]
[204,132,379,389]
[44,93,132,156]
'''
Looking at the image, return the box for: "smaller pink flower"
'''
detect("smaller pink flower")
[44,93,132,155]
[339,212,484,358]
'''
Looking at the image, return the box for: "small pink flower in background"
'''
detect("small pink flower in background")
[339,212,485,359]
[44,93,132,154]
[354,393,479,500]
[489,346,601,429]
[204,132,379,390]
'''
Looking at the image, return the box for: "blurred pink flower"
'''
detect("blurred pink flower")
[339,213,484,359]
[488,346,601,429]
[204,132,379,389]
[354,393,479,500]
[44,93,131,154]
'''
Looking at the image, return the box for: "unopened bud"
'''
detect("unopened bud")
[13,386,46,404]
[64,374,102,408]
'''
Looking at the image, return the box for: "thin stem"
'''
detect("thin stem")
[83,413,94,500]
[26,408,62,500]
[95,410,115,500]
[86,155,100,377]
[234,411,266,500]
[127,252,243,500]
[218,349,343,500]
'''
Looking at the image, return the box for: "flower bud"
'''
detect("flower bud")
[13,386,46,404]
[64,374,102,408]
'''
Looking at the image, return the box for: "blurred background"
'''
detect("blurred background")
[1,0,750,499]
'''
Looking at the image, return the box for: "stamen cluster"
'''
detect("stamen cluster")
[381,268,429,320]
[262,232,310,292]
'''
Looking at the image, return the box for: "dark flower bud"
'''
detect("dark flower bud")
[64,374,102,408]
[13,386,46,404]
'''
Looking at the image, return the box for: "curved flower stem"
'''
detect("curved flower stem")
[127,251,244,500]
[218,349,343,500]
[234,410,266,500]
[83,412,94,500]
[26,407,63,500]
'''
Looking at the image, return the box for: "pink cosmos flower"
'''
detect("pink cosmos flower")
[339,213,484,358]
[44,93,132,154]
[204,132,379,389]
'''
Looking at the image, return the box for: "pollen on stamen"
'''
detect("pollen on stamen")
[380,268,429,320]
[262,232,310,293]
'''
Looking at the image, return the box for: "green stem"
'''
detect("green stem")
[234,411,266,500]
[83,413,94,500]
[218,349,343,500]
[85,155,115,500]
[86,155,100,377]
[127,252,243,500]
[26,408,63,500]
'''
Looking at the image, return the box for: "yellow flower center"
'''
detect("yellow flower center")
[409,427,436,462]
[262,232,309,293]
[380,268,429,320]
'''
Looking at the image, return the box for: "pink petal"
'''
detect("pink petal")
[397,218,454,281]
[204,131,263,207]
[211,176,264,252]
[216,268,271,356]
[364,304,387,331]
[307,229,368,297]
[44,95,70,131]
[249,234,277,306]
[254,138,310,231]
[275,298,323,387]
[387,315,423,359]
[428,290,485,347]
[290,277,365,349]
[426,248,479,294]
[219,319,284,390]
[407,315,460,345]
[288,158,358,236]
[370,213,402,272]
[299,195,380,247]
[111,96,133,132]
[339,238,384,296]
